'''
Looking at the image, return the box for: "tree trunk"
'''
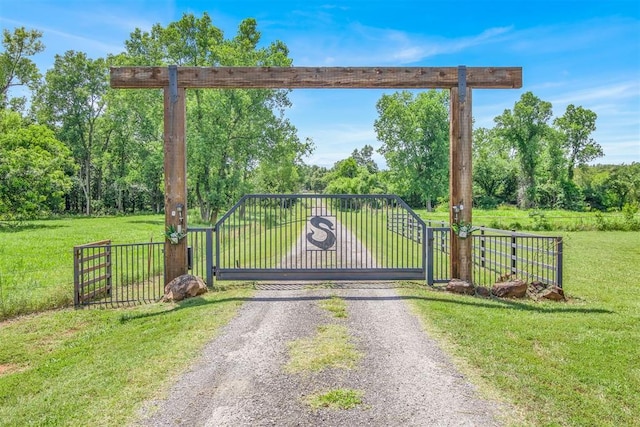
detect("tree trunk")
[425,197,433,212]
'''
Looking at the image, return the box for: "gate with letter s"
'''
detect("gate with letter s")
[213,194,426,281]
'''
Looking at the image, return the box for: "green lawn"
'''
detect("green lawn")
[414,206,639,231]
[0,215,167,320]
[0,289,253,426]
[402,231,640,426]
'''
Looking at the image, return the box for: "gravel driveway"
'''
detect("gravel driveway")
[134,285,503,426]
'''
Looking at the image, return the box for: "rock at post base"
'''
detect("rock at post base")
[540,285,565,301]
[446,279,475,295]
[475,286,491,298]
[492,279,527,298]
[163,274,208,302]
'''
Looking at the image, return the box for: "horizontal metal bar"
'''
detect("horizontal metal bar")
[217,268,425,281]
[79,285,111,302]
[78,262,111,275]
[74,240,111,249]
[80,274,111,288]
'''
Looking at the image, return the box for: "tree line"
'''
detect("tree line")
[301,91,639,214]
[1,14,638,223]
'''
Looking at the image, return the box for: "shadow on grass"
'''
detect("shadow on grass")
[119,287,612,323]
[118,295,250,323]
[126,219,164,226]
[0,223,68,233]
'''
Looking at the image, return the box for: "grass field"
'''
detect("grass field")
[0,215,167,320]
[1,212,638,425]
[402,231,640,426]
[0,288,253,426]
[414,206,639,232]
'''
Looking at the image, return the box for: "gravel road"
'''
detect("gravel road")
[134,285,503,426]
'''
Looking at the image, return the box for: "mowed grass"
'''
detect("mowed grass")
[0,215,167,319]
[414,206,638,231]
[286,324,361,373]
[0,289,253,426]
[401,231,640,426]
[2,213,638,425]
[304,388,363,410]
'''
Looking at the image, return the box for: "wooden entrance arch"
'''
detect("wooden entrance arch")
[110,66,522,284]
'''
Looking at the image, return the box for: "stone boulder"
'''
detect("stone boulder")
[539,285,565,301]
[163,274,208,302]
[446,279,475,295]
[527,281,566,301]
[475,286,491,298]
[492,279,527,298]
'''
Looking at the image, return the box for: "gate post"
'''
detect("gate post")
[449,67,473,283]
[163,65,188,284]
[426,227,434,285]
[206,227,214,287]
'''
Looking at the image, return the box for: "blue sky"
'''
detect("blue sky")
[1,0,639,167]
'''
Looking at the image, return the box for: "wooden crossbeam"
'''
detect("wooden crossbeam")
[110,66,522,89]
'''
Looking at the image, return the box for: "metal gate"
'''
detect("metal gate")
[214,194,426,281]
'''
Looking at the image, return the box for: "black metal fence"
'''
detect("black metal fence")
[214,194,427,281]
[73,231,212,308]
[74,210,562,308]
[74,240,164,307]
[473,227,563,288]
[424,220,563,288]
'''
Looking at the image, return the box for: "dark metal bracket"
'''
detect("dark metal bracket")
[458,65,467,102]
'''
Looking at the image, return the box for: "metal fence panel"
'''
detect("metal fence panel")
[424,224,563,288]
[214,194,427,281]
[74,241,165,307]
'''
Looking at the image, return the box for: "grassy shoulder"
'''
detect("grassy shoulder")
[401,231,640,426]
[0,288,253,426]
[0,214,166,320]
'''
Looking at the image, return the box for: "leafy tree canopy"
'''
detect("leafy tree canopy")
[0,111,75,220]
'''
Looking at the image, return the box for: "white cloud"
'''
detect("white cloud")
[550,81,640,106]
[287,22,514,66]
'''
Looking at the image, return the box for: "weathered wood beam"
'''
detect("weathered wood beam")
[163,74,188,284]
[110,66,522,89]
[449,86,474,282]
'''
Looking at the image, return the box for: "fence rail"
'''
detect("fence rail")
[473,227,563,288]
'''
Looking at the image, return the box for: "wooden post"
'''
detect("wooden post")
[163,65,188,284]
[449,77,473,282]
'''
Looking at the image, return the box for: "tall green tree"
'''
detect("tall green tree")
[472,127,517,207]
[554,104,602,180]
[121,13,308,223]
[351,144,379,173]
[0,27,44,111]
[34,51,110,215]
[0,111,75,220]
[374,90,449,209]
[301,164,329,193]
[494,92,553,208]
